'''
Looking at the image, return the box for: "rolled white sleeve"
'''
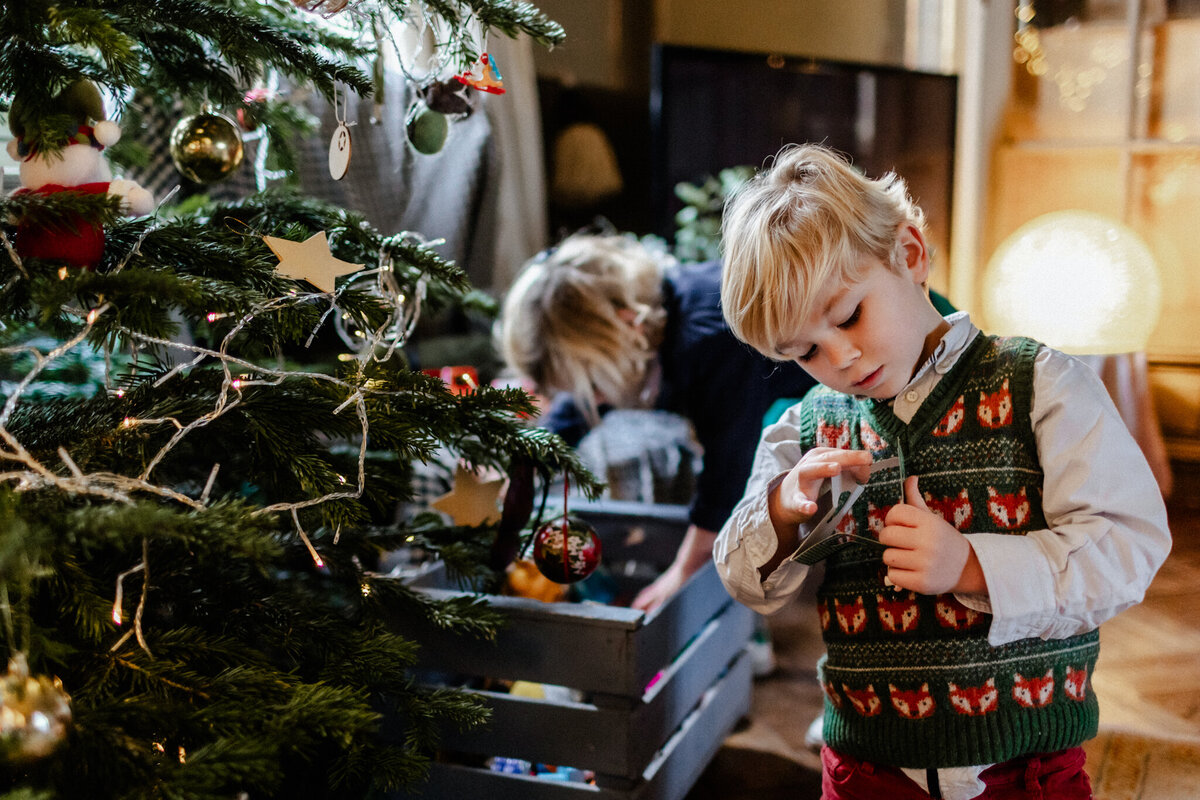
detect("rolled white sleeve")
[959,348,1172,645]
[713,404,821,614]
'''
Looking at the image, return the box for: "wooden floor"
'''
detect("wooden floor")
[688,461,1200,799]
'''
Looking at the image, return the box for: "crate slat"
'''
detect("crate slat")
[388,503,755,799]
[392,650,753,800]
[404,559,736,697]
[432,596,754,777]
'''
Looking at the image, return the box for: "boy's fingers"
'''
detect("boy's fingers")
[903,475,930,511]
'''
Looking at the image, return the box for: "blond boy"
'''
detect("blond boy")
[715,144,1170,799]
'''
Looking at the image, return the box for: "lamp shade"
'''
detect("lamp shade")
[982,211,1162,355]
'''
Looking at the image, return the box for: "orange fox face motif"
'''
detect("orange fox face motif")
[817,597,831,631]
[823,680,844,709]
[834,596,868,635]
[924,488,974,531]
[948,678,998,716]
[1065,666,1089,701]
[1013,669,1055,708]
[889,683,936,719]
[935,598,985,630]
[816,419,851,449]
[933,395,965,437]
[842,683,882,717]
[859,419,886,452]
[876,591,920,633]
[978,379,1013,428]
[987,486,1030,529]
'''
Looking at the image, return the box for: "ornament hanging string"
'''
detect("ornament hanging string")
[518,467,553,561]
[561,474,570,583]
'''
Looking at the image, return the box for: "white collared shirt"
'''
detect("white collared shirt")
[713,311,1171,647]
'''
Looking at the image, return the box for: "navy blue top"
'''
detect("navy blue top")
[542,259,816,532]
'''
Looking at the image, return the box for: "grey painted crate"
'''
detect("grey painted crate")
[390,503,756,800]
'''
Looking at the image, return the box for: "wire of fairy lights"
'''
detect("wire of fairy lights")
[0,219,428,654]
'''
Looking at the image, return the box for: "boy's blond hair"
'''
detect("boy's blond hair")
[720,144,926,360]
[497,233,669,425]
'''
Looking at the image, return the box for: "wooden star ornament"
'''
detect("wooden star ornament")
[264,230,362,293]
[431,465,505,527]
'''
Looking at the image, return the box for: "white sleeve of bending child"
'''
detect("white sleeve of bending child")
[712,406,818,614]
[957,348,1172,647]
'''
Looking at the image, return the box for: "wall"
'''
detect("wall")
[527,0,967,241]
[654,0,960,75]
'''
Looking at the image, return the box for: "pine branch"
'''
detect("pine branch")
[0,3,580,796]
[417,0,566,56]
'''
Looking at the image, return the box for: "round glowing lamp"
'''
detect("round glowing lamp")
[982,211,1162,355]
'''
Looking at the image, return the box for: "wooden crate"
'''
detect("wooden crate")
[388,501,756,800]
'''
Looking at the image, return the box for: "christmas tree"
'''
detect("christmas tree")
[0,2,597,797]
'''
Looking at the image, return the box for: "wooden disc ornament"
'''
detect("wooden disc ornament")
[328,122,351,180]
[328,91,354,181]
[532,515,601,584]
[169,108,244,184]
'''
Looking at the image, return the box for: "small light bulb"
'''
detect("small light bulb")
[57,267,69,280]
[86,309,99,324]
[206,312,218,323]
[121,417,135,428]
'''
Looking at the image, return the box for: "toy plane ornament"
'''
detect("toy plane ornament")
[788,456,900,565]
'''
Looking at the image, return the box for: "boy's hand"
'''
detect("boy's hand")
[769,447,873,527]
[880,475,984,595]
[761,448,873,579]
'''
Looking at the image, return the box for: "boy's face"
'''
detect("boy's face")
[777,227,948,400]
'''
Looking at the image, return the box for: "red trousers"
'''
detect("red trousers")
[821,745,1092,799]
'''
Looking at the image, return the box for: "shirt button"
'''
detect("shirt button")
[904,390,919,403]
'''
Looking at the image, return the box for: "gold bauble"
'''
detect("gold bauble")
[0,654,72,761]
[169,110,245,184]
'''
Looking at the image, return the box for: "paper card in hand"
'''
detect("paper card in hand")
[788,456,900,565]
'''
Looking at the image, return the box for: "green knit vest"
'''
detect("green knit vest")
[799,334,1100,769]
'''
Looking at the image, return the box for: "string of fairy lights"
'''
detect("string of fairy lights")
[0,220,430,654]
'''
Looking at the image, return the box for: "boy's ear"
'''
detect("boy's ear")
[898,223,930,285]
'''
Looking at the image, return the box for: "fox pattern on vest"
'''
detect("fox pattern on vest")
[800,335,1100,769]
[949,678,999,716]
[978,378,1013,428]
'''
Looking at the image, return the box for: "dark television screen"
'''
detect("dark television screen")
[650,45,958,265]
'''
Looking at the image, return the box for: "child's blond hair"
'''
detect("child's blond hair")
[720,144,926,360]
[497,233,669,425]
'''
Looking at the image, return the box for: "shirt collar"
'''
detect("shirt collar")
[917,310,978,380]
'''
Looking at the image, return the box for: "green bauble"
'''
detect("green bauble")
[406,104,449,155]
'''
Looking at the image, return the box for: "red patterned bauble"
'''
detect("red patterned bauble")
[532,516,601,584]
